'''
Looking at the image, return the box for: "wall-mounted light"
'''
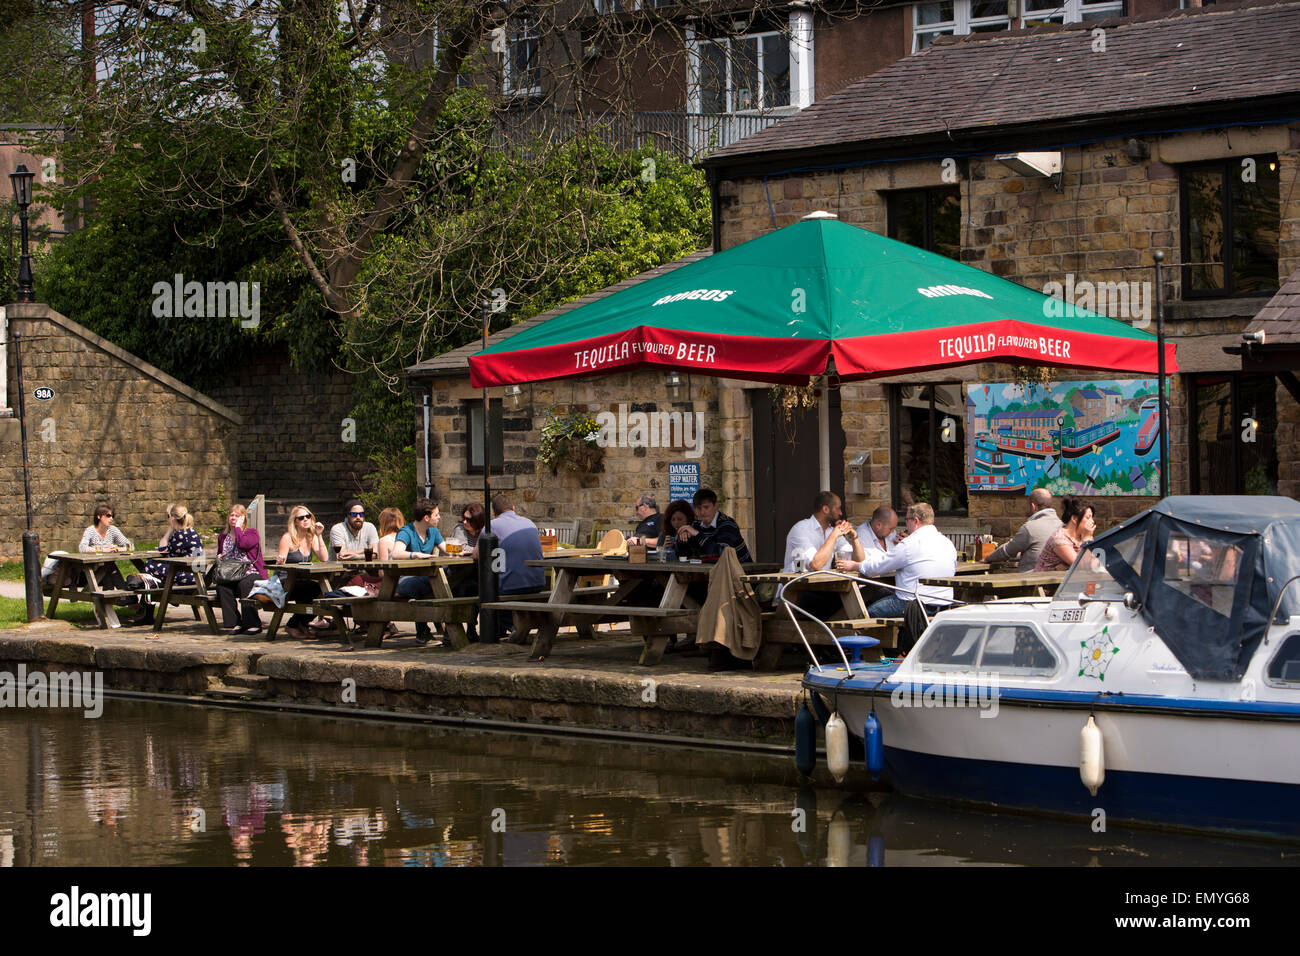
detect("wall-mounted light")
[504,384,529,411]
[665,370,689,401]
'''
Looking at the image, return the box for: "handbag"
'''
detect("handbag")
[214,558,252,584]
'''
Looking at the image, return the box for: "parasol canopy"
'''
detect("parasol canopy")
[469,214,1176,388]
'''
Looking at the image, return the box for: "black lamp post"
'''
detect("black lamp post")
[9,162,42,620]
[9,163,36,303]
[1153,251,1170,499]
[476,300,500,643]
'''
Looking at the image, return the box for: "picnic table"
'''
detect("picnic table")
[264,561,349,641]
[149,555,221,634]
[44,549,162,629]
[920,570,1067,604]
[486,556,779,665]
[339,556,477,649]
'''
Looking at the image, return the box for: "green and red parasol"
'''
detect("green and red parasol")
[468,214,1176,388]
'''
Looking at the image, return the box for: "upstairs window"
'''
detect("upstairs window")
[1180,155,1280,298]
[913,0,1125,52]
[887,186,961,260]
[694,31,790,113]
[504,18,541,96]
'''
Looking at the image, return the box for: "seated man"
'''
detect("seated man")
[675,488,753,563]
[627,494,661,547]
[835,504,899,607]
[490,494,546,642]
[855,502,957,619]
[785,491,865,619]
[394,499,447,643]
[330,499,379,560]
[784,491,863,572]
[983,488,1060,572]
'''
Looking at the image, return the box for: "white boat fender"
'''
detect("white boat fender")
[1080,715,1105,796]
[826,712,850,784]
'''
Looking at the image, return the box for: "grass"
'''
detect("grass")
[0,562,24,582]
[0,596,101,629]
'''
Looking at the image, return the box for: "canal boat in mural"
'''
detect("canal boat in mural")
[801,496,1300,840]
[1059,420,1121,458]
[1135,397,1161,456]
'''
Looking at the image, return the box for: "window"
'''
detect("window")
[1164,534,1242,617]
[1188,373,1278,495]
[917,623,1057,674]
[892,384,968,516]
[504,18,541,96]
[694,31,790,113]
[1266,634,1300,686]
[466,399,504,474]
[912,0,1124,52]
[1056,530,1145,602]
[887,187,961,260]
[1180,155,1280,298]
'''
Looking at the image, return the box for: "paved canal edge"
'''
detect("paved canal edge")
[0,625,803,750]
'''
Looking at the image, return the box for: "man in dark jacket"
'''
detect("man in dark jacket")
[675,488,753,563]
[628,494,661,546]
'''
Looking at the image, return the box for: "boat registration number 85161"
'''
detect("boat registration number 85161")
[1049,607,1086,623]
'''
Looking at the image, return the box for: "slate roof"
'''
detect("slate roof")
[703,0,1300,170]
[1242,268,1300,345]
[407,247,713,377]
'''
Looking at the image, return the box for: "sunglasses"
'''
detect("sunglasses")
[296,514,313,521]
[349,511,365,517]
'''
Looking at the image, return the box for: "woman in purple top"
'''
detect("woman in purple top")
[215,503,267,633]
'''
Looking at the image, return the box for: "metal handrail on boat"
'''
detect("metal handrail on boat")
[1266,574,1300,643]
[776,569,962,672]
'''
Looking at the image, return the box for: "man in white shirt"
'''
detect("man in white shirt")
[834,506,898,571]
[856,502,958,618]
[983,489,1062,572]
[783,491,865,573]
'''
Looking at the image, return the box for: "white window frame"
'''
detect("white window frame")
[912,0,1124,53]
[503,17,541,97]
[686,29,795,115]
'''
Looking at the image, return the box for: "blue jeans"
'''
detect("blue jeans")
[867,595,910,619]
[396,575,432,599]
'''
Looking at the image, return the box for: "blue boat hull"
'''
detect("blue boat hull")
[884,746,1300,839]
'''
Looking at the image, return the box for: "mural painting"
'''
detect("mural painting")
[964,380,1162,497]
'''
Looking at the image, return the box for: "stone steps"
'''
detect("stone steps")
[206,673,272,701]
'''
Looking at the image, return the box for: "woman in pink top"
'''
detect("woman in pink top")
[215,504,268,633]
[1035,498,1096,572]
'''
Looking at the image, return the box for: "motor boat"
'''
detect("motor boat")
[798,496,1300,840]
[1134,396,1160,456]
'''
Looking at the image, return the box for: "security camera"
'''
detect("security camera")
[1241,330,1266,345]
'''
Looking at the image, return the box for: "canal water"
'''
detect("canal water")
[0,699,1290,866]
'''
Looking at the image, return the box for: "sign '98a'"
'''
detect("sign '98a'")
[34,386,55,401]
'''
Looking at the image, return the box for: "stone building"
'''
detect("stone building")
[698,0,1300,535]
[409,2,1300,559]
[1,303,240,559]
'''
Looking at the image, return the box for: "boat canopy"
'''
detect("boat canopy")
[1085,496,1300,681]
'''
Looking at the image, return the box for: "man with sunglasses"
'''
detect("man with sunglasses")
[329,499,379,560]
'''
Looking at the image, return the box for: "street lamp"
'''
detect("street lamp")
[477,300,499,643]
[9,163,36,303]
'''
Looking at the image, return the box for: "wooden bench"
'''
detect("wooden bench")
[395,596,480,650]
[482,601,698,664]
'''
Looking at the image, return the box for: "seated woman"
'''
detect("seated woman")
[376,507,404,561]
[78,503,134,593]
[447,502,485,554]
[278,506,329,640]
[448,503,487,641]
[658,499,696,558]
[1035,498,1097,572]
[214,504,267,634]
[129,504,203,626]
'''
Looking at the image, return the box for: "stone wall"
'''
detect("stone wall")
[415,369,754,544]
[718,123,1300,538]
[1,303,239,558]
[207,346,372,505]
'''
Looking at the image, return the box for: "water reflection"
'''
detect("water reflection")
[0,700,1293,867]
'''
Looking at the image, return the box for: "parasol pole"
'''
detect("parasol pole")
[477,300,499,642]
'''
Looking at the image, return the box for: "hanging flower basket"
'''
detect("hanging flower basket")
[537,408,605,474]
